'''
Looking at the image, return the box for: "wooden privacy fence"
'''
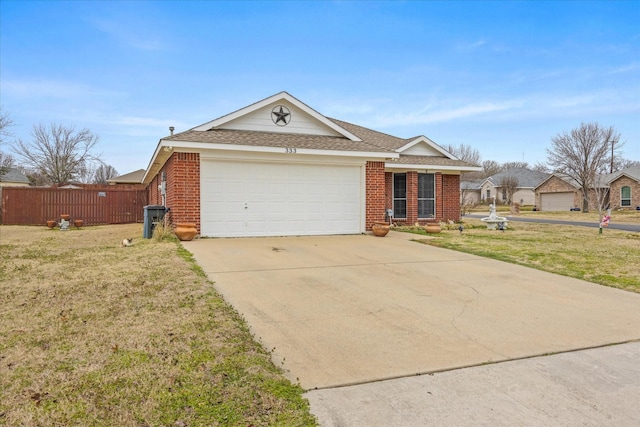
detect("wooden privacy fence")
[1,186,148,225]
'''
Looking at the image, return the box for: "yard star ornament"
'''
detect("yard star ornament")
[271,105,291,126]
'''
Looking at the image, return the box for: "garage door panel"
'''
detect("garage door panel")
[201,160,362,237]
[541,192,574,211]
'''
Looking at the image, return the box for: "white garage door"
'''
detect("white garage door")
[200,160,363,237]
[540,192,574,211]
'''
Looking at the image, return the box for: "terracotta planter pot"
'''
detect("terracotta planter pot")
[46,220,56,228]
[74,219,84,228]
[424,223,442,233]
[371,222,390,237]
[174,223,197,241]
[60,214,71,221]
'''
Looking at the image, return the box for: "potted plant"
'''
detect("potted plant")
[371,222,390,237]
[174,223,197,241]
[424,222,441,233]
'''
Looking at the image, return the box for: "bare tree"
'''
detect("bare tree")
[501,161,529,170]
[92,164,119,184]
[532,161,550,173]
[0,108,15,179]
[499,175,519,205]
[13,123,101,185]
[546,122,623,212]
[482,160,501,178]
[444,144,482,166]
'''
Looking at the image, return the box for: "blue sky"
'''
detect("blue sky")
[1,0,639,175]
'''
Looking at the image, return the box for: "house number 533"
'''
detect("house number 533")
[285,147,297,154]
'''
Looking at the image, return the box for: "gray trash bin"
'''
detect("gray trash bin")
[143,205,168,238]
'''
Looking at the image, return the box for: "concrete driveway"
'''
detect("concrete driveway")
[183,231,640,391]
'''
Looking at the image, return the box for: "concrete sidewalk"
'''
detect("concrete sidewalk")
[306,341,640,426]
[183,232,640,391]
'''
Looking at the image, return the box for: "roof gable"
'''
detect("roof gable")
[607,165,640,184]
[534,173,581,190]
[192,91,362,141]
[108,169,145,184]
[396,136,457,158]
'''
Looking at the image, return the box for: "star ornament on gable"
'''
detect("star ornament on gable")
[271,105,291,126]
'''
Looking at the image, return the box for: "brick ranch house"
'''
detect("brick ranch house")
[142,92,480,237]
[534,165,640,211]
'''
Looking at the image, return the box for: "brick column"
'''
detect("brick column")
[435,172,443,221]
[166,152,201,231]
[365,161,386,230]
[406,171,418,225]
[442,174,461,221]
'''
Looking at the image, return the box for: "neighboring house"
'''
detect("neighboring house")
[107,169,146,185]
[607,165,640,209]
[462,168,548,206]
[460,179,483,205]
[142,91,480,238]
[535,165,640,211]
[535,173,583,211]
[0,168,30,187]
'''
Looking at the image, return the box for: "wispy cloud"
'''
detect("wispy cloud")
[605,62,640,75]
[455,38,488,51]
[371,100,518,127]
[2,78,126,100]
[91,18,166,51]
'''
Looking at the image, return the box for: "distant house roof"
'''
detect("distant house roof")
[0,167,29,184]
[606,165,640,184]
[460,180,483,190]
[108,169,145,184]
[485,168,549,189]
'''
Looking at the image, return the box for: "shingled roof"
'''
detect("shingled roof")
[164,128,391,153]
[144,92,482,184]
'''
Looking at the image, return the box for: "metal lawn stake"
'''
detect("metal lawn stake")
[599,210,611,235]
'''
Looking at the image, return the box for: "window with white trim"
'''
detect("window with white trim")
[418,173,435,218]
[621,186,631,207]
[393,173,407,218]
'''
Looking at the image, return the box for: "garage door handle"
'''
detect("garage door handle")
[244,203,248,209]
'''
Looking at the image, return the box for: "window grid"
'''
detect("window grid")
[621,186,631,207]
[393,173,407,218]
[418,173,435,218]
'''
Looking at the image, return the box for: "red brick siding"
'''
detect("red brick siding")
[365,161,386,229]
[148,174,161,205]
[441,174,461,221]
[609,176,640,209]
[406,171,418,224]
[384,172,393,212]
[148,152,201,231]
[167,152,200,230]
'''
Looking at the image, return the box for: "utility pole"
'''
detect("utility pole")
[610,139,614,173]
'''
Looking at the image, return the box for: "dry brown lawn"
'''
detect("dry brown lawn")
[0,224,316,426]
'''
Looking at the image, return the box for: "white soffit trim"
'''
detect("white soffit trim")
[385,162,482,172]
[192,91,363,141]
[161,140,395,159]
[395,136,459,159]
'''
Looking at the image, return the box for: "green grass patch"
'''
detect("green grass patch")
[403,219,640,292]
